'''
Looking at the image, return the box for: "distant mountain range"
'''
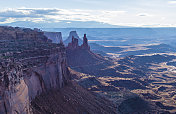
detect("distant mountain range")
[0,20,128,28]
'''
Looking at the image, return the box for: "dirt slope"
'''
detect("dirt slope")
[31,81,117,114]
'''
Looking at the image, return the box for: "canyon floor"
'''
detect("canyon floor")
[66,43,176,113]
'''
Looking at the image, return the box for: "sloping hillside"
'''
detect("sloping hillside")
[31,81,117,114]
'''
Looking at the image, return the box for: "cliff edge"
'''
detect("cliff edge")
[0,26,70,114]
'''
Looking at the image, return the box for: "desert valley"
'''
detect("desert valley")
[1,26,176,114]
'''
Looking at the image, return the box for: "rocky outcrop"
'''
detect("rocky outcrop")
[81,34,90,50]
[0,26,49,42]
[0,26,70,114]
[66,33,106,69]
[64,31,82,45]
[67,34,90,50]
[44,32,63,44]
[67,36,79,50]
[0,52,70,114]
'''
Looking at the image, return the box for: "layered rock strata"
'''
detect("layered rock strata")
[0,26,70,114]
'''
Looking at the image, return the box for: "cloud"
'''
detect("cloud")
[0,9,31,18]
[0,8,60,18]
[19,8,60,15]
[0,8,127,24]
[137,13,153,17]
[0,8,175,27]
[168,0,176,4]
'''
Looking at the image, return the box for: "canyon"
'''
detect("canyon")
[0,26,117,114]
[1,26,176,114]
[64,31,176,113]
[0,26,70,114]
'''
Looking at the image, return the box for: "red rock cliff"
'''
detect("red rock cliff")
[0,26,70,114]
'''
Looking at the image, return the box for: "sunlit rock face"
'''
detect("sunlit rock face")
[44,32,63,44]
[0,50,70,114]
[64,31,82,46]
[0,55,69,114]
[0,26,70,114]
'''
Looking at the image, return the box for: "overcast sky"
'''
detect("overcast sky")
[0,0,176,27]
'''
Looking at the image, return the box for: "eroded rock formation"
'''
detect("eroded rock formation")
[44,32,63,44]
[67,36,79,50]
[64,31,82,45]
[0,26,70,114]
[81,34,90,50]
[66,33,106,69]
[67,34,90,50]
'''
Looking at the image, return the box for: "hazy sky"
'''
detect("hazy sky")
[0,0,176,27]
